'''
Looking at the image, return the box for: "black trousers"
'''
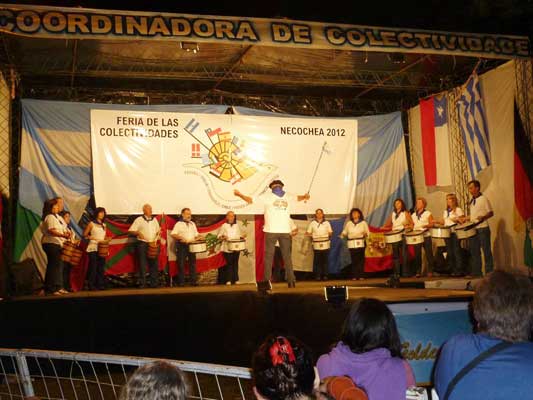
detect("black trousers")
[392,239,408,277]
[88,251,106,290]
[42,243,64,293]
[136,241,159,288]
[412,237,435,275]
[177,243,197,284]
[313,249,329,279]
[349,248,365,279]
[223,251,240,284]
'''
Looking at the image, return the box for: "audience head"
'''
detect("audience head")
[341,298,402,358]
[119,361,187,400]
[252,335,318,400]
[472,270,533,342]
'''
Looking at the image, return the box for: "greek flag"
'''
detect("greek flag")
[456,73,491,178]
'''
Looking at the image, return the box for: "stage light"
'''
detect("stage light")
[180,42,199,53]
[324,286,348,305]
[257,280,272,294]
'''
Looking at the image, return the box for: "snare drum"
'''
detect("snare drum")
[347,237,365,249]
[384,230,404,244]
[455,223,477,239]
[147,241,159,259]
[97,240,111,258]
[188,240,207,253]
[227,239,246,252]
[431,225,452,239]
[313,238,331,250]
[61,241,76,262]
[405,230,425,245]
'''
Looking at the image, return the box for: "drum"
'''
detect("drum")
[228,239,246,252]
[188,240,207,253]
[384,230,404,244]
[61,241,76,262]
[147,241,159,259]
[347,237,365,249]
[455,222,477,239]
[69,247,84,266]
[312,238,331,250]
[97,240,111,258]
[405,230,425,245]
[431,225,452,239]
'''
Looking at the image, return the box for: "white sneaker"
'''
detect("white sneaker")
[225,282,231,286]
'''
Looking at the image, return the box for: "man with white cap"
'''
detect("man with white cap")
[234,179,310,288]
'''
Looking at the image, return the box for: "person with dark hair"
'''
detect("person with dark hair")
[382,199,413,278]
[128,204,161,288]
[306,209,333,281]
[434,270,533,400]
[218,211,244,285]
[410,197,435,277]
[317,298,415,400]
[234,179,310,288]
[171,207,203,286]
[41,198,70,295]
[458,180,494,276]
[60,210,77,292]
[340,208,369,280]
[119,361,187,400]
[252,335,319,400]
[83,207,108,291]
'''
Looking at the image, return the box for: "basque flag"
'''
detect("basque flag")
[420,95,452,186]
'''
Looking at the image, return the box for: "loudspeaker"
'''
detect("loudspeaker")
[10,258,44,296]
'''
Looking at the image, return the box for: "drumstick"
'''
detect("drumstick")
[306,141,329,196]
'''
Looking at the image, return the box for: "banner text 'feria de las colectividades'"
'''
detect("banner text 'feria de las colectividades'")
[0,4,530,59]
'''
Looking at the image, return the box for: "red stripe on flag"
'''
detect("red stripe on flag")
[420,98,437,186]
[514,151,533,221]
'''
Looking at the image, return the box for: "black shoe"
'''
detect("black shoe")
[192,282,199,287]
[315,276,321,281]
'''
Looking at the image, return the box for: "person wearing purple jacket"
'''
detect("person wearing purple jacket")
[317,298,415,400]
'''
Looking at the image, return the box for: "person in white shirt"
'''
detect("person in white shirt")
[171,208,203,286]
[234,179,310,288]
[128,204,161,288]
[83,207,108,291]
[410,197,435,277]
[218,211,245,285]
[340,208,370,280]
[306,209,333,281]
[41,198,71,295]
[60,210,77,292]
[382,198,413,279]
[437,193,465,276]
[459,180,494,276]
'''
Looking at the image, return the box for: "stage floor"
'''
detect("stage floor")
[10,277,474,303]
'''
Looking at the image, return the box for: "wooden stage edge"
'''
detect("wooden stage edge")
[9,277,475,303]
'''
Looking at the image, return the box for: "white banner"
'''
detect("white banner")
[90,110,357,214]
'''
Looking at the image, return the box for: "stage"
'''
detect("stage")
[0,277,474,382]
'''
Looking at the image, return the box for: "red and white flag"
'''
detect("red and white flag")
[420,95,452,187]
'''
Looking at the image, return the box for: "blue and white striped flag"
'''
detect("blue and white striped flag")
[456,73,491,178]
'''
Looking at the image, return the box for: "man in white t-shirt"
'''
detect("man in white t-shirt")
[170,208,202,286]
[128,204,161,288]
[460,180,494,276]
[234,179,310,288]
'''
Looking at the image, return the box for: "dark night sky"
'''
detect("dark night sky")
[9,0,533,37]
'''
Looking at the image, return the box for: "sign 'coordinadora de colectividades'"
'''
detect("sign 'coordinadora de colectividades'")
[0,4,530,59]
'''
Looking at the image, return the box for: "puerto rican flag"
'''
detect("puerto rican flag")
[420,95,452,187]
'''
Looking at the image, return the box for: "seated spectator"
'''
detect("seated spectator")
[434,270,533,400]
[252,335,320,400]
[316,298,415,400]
[120,361,187,400]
